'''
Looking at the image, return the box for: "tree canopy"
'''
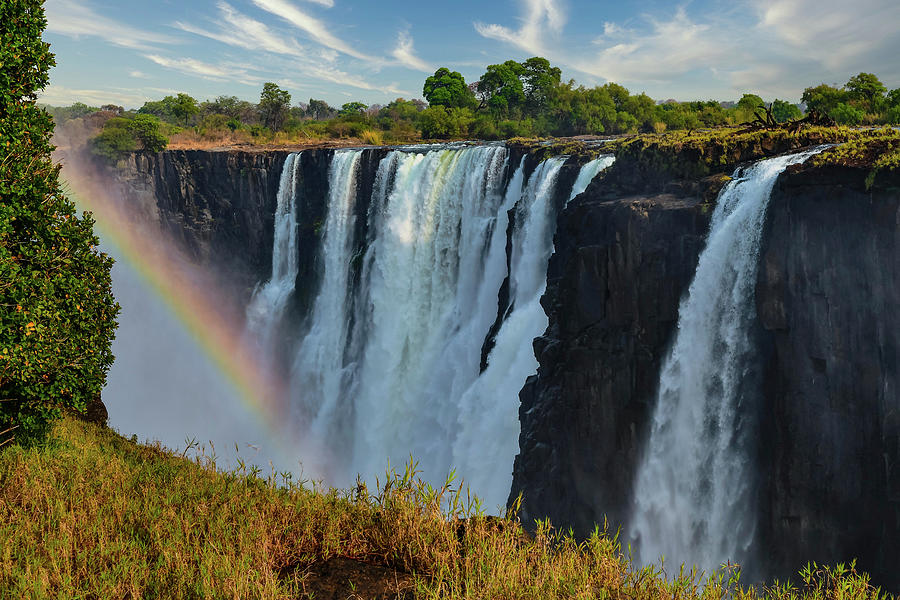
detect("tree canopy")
[259,83,291,131]
[423,68,476,109]
[1,0,119,446]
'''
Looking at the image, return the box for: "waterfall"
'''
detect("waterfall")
[568,156,615,201]
[246,152,300,357]
[628,147,828,573]
[261,145,610,507]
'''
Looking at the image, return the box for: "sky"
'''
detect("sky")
[39,0,900,109]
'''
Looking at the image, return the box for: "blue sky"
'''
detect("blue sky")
[40,0,900,109]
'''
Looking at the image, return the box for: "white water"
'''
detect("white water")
[628,148,828,572]
[245,146,610,507]
[245,152,300,358]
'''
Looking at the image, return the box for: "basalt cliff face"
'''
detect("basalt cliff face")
[510,157,900,587]
[755,164,900,584]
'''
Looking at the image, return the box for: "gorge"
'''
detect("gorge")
[88,137,900,588]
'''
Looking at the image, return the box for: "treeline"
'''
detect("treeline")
[47,58,900,156]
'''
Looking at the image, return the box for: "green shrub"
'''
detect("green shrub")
[0,0,119,447]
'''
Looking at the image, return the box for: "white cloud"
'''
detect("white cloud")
[174,3,410,95]
[474,0,565,54]
[38,84,151,107]
[175,1,307,57]
[302,0,334,6]
[129,71,151,79]
[144,54,263,86]
[754,0,900,71]
[250,0,371,60]
[391,31,431,72]
[44,0,176,50]
[582,8,725,83]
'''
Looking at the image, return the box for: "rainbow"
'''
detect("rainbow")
[58,153,289,437]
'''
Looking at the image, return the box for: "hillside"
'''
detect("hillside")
[0,416,891,599]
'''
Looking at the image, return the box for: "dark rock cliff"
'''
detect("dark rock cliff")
[509,179,716,534]
[113,150,290,297]
[510,155,900,587]
[756,164,900,587]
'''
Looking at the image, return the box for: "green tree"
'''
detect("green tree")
[801,84,849,117]
[90,117,138,161]
[771,99,802,123]
[419,106,473,139]
[845,72,887,113]
[737,93,765,112]
[259,83,291,131]
[1,0,119,447]
[831,102,864,125]
[520,57,561,117]
[423,68,476,109]
[476,61,527,118]
[127,114,167,152]
[138,93,198,126]
[338,101,367,118]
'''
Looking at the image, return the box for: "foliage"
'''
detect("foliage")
[338,101,367,118]
[90,114,168,161]
[63,58,900,149]
[846,72,887,112]
[831,102,865,126]
[423,67,476,109]
[477,59,527,118]
[0,416,892,599]
[306,98,336,120]
[259,82,291,131]
[809,127,900,189]
[0,0,119,447]
[138,93,199,126]
[771,99,802,123]
[419,106,474,139]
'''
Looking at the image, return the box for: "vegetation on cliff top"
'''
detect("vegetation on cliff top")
[0,0,119,447]
[47,54,900,156]
[0,416,892,600]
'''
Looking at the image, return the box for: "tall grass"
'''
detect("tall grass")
[0,417,890,599]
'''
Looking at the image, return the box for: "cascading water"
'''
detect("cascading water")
[246,144,611,507]
[245,152,301,358]
[628,147,828,573]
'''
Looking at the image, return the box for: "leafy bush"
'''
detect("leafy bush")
[90,114,167,161]
[0,0,119,447]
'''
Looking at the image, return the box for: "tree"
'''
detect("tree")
[259,83,291,131]
[127,114,168,152]
[845,72,887,113]
[801,84,849,117]
[477,60,526,118]
[1,0,119,446]
[831,102,864,125]
[338,101,367,117]
[771,99,802,123]
[520,57,561,116]
[306,98,336,120]
[138,94,198,126]
[423,68,476,109]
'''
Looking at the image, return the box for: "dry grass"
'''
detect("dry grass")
[0,417,890,599]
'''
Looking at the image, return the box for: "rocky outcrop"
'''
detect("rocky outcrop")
[756,163,900,587]
[509,179,717,533]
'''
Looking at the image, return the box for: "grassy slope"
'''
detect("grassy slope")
[0,417,891,599]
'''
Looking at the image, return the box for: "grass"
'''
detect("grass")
[0,416,892,599]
